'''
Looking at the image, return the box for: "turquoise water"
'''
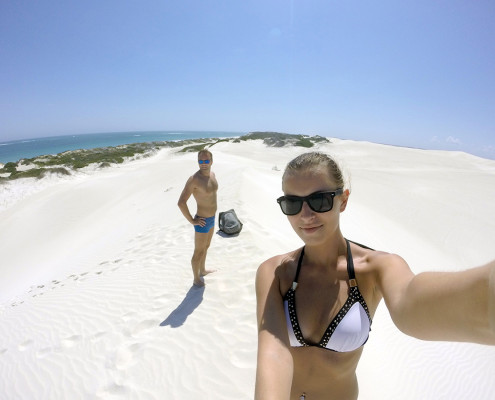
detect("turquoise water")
[0,131,243,164]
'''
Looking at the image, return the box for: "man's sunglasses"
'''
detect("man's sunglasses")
[277,189,343,216]
[198,160,211,164]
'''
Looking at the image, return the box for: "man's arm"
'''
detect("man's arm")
[178,176,196,224]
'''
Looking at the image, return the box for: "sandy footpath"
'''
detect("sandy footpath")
[0,138,494,399]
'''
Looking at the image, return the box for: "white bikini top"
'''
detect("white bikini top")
[283,240,372,352]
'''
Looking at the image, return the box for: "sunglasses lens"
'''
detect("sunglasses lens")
[278,197,303,215]
[308,193,333,212]
[280,198,302,215]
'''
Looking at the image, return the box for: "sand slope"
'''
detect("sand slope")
[1,139,494,399]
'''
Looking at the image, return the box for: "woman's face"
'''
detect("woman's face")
[282,166,347,246]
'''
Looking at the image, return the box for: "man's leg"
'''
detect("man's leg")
[199,226,216,277]
[192,231,209,286]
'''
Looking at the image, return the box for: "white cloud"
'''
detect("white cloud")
[430,136,440,143]
[446,136,462,145]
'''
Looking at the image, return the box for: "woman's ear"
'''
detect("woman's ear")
[340,189,350,212]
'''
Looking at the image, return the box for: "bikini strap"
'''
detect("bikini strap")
[292,247,305,290]
[345,239,358,287]
[348,239,374,251]
[295,241,362,289]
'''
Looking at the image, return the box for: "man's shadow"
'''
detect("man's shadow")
[160,285,205,327]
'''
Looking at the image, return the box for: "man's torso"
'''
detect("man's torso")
[192,171,218,216]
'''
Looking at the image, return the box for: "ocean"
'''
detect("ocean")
[0,131,243,164]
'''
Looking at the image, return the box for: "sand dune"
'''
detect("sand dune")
[1,138,494,399]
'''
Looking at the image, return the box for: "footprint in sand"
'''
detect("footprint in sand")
[96,383,130,398]
[99,259,122,271]
[0,348,7,356]
[28,284,47,297]
[111,259,123,271]
[121,312,137,322]
[36,347,54,359]
[61,335,82,348]
[151,294,173,311]
[153,293,174,304]
[130,319,159,336]
[18,340,33,352]
[114,343,143,370]
[78,272,89,281]
[50,279,61,290]
[90,332,107,342]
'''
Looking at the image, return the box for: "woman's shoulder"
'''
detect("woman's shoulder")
[350,241,406,266]
[351,242,413,291]
[350,242,412,309]
[256,249,301,287]
[350,241,411,285]
[258,250,299,272]
[367,249,409,271]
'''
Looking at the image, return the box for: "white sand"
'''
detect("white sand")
[1,138,494,399]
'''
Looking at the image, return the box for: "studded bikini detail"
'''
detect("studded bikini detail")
[283,239,372,352]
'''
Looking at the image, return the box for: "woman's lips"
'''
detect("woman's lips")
[300,225,322,234]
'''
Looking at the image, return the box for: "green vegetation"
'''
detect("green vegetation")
[3,162,17,173]
[0,142,164,181]
[1,166,72,180]
[238,132,329,147]
[0,132,330,181]
[178,138,232,153]
[178,139,217,153]
[24,143,155,169]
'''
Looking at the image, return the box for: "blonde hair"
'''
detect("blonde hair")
[282,152,345,188]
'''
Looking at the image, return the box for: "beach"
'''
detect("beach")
[1,137,495,399]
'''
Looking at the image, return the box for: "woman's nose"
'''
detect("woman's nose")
[299,200,314,218]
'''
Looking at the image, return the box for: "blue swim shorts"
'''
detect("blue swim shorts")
[194,215,215,233]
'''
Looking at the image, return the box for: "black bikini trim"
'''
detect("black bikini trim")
[284,239,372,350]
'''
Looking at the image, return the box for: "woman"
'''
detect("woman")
[255,152,495,400]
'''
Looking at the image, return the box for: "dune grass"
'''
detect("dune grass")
[0,132,329,181]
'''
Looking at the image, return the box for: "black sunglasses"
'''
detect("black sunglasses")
[277,189,343,215]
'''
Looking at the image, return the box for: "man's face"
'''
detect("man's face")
[198,155,212,170]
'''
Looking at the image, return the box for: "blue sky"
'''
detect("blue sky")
[1,0,494,159]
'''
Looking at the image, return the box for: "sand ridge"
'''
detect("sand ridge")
[1,138,494,399]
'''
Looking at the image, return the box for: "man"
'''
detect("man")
[178,149,218,287]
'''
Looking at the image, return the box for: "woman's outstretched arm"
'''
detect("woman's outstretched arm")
[376,253,495,345]
[255,256,293,400]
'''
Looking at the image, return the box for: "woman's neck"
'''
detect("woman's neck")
[303,233,347,269]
